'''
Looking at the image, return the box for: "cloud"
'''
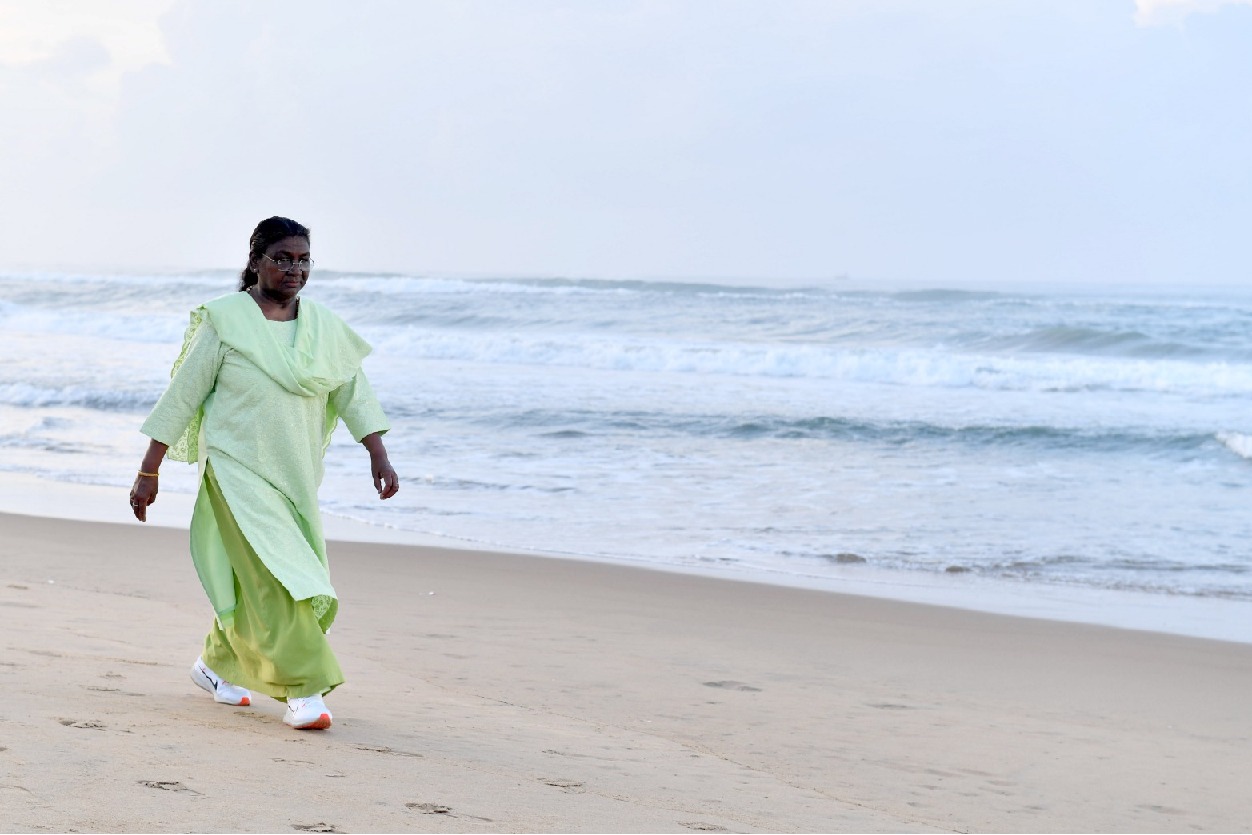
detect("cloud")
[25,36,111,79]
[0,0,173,77]
[1134,0,1252,26]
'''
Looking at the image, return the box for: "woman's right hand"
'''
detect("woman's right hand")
[130,473,159,522]
[131,439,170,522]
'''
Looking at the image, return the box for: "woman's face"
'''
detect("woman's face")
[252,235,311,301]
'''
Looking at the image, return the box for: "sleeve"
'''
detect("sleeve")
[140,320,226,447]
[330,369,390,443]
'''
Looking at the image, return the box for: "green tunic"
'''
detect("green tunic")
[142,291,389,633]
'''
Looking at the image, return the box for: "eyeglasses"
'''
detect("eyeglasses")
[262,254,314,272]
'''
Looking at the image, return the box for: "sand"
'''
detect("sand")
[1,511,1250,833]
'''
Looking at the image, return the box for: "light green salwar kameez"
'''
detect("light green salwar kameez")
[141,292,389,700]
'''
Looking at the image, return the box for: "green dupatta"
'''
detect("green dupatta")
[166,291,372,463]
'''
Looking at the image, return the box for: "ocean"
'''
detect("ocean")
[2,269,1251,630]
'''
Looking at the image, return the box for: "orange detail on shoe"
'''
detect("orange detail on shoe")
[296,714,333,730]
[239,696,250,706]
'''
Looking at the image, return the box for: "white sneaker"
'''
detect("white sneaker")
[190,657,252,706]
[284,694,332,730]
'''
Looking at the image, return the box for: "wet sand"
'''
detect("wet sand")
[2,511,1250,833]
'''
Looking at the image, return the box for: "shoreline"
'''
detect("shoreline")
[3,509,1252,832]
[3,469,1249,645]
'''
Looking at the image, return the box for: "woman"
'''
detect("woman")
[129,216,398,730]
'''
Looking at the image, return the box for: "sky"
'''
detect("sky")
[0,0,1249,287]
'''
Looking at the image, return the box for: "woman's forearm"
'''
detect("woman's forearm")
[140,438,169,473]
[361,432,388,460]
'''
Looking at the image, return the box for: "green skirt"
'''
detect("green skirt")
[199,461,343,700]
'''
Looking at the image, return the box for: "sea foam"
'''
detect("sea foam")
[1217,432,1252,461]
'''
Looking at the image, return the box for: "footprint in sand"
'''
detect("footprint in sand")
[1140,803,1188,816]
[82,685,146,698]
[59,719,106,730]
[139,781,200,795]
[405,803,491,822]
[407,803,453,815]
[292,824,341,833]
[353,744,422,758]
[541,778,586,793]
[111,657,160,666]
[702,681,762,692]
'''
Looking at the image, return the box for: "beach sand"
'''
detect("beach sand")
[1,511,1250,833]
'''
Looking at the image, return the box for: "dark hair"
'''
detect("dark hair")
[238,216,311,291]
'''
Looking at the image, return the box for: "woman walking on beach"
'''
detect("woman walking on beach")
[128,216,398,730]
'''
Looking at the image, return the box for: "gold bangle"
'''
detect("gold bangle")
[138,470,159,478]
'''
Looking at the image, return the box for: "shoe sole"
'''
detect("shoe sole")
[190,665,251,707]
[286,713,332,730]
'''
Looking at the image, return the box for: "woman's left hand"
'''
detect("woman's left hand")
[372,455,399,500]
[361,432,399,500]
